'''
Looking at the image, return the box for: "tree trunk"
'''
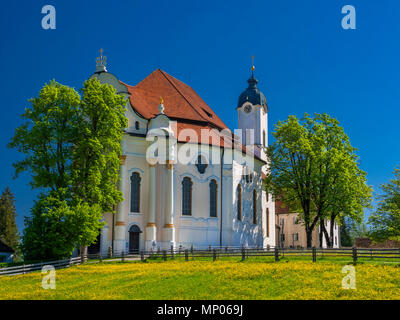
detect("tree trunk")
[329,213,337,247]
[306,230,313,249]
[320,220,332,248]
[80,246,88,261]
[319,219,324,248]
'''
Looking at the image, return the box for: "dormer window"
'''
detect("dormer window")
[135,121,140,130]
[202,108,213,118]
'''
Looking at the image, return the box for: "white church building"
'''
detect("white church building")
[91,53,276,255]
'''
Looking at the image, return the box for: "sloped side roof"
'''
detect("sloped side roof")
[122,69,227,129]
[275,198,292,215]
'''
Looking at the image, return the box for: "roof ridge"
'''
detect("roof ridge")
[158,69,215,126]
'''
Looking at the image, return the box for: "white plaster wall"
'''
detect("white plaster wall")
[174,144,222,249]
[100,137,275,252]
[238,103,268,149]
[320,220,340,248]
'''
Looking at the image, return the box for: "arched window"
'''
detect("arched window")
[253,190,257,224]
[266,208,270,237]
[130,172,141,213]
[209,179,217,217]
[135,121,140,130]
[263,130,266,148]
[237,184,242,221]
[182,177,193,215]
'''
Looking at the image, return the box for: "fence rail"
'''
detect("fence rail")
[1,246,400,277]
[87,246,400,263]
[0,257,82,277]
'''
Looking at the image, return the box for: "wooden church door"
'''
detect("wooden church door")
[128,225,141,253]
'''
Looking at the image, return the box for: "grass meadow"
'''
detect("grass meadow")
[0,256,399,300]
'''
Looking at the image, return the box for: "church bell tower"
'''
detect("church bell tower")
[237,61,269,158]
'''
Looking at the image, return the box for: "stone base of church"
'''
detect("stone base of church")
[162,226,175,249]
[113,239,126,255]
[145,225,157,251]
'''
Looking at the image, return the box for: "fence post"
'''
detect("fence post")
[209,245,211,252]
[81,251,84,264]
[163,250,167,261]
[108,246,113,259]
[241,247,246,261]
[185,249,189,261]
[121,251,125,263]
[140,251,145,262]
[179,245,182,255]
[191,244,194,254]
[274,247,279,262]
[171,245,174,259]
[352,247,358,264]
[213,249,217,262]
[150,248,153,259]
[157,246,161,257]
[99,253,103,263]
[225,246,228,253]
[312,247,316,262]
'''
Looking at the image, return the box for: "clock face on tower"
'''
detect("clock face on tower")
[243,104,252,114]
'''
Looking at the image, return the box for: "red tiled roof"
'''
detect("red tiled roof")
[120,69,264,161]
[275,198,291,215]
[122,69,227,129]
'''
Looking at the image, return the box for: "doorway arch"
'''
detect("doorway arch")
[128,224,142,253]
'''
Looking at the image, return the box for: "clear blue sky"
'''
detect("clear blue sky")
[0,0,398,232]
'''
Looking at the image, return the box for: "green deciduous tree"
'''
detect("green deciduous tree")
[8,81,80,192]
[265,113,371,247]
[72,78,127,211]
[368,167,400,242]
[21,192,104,261]
[9,78,127,260]
[0,187,20,250]
[322,154,371,247]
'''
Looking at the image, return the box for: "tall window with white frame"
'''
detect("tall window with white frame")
[263,130,266,148]
[253,190,257,224]
[237,184,242,221]
[266,208,270,237]
[182,177,193,216]
[130,172,141,213]
[209,179,217,217]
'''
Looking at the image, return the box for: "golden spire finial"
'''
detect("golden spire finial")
[160,96,164,104]
[251,54,255,72]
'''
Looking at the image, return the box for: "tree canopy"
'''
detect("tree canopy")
[9,78,127,260]
[265,113,371,247]
[368,167,400,242]
[0,187,19,251]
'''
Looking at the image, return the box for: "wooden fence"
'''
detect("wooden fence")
[2,246,400,277]
[88,246,400,264]
[0,256,82,277]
